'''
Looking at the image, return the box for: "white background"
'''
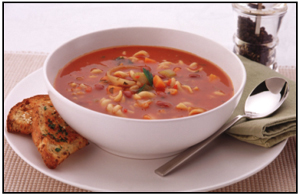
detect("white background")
[4,3,296,67]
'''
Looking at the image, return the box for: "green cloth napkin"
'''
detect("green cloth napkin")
[225,55,296,148]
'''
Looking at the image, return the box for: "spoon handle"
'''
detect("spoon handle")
[155,114,246,177]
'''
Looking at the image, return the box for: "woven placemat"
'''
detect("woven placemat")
[3,52,296,192]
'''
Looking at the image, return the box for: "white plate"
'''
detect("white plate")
[4,68,286,192]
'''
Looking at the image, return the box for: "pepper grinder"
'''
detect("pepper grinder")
[232,3,287,71]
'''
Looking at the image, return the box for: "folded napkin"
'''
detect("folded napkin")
[225,55,296,148]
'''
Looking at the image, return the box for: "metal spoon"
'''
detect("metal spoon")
[155,77,289,177]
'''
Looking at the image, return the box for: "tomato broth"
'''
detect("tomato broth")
[54,46,234,119]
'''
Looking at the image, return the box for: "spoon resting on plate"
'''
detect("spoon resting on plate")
[155,77,289,177]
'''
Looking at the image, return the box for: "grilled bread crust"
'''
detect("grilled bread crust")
[31,100,89,169]
[6,95,51,135]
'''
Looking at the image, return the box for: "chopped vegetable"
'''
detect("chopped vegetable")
[85,86,92,92]
[158,69,176,78]
[133,72,148,85]
[173,67,181,72]
[189,73,201,78]
[170,89,178,95]
[166,79,172,86]
[156,101,172,108]
[136,84,153,93]
[137,84,146,93]
[143,84,154,91]
[143,68,153,86]
[94,83,104,90]
[153,75,166,90]
[115,56,125,60]
[107,85,123,95]
[208,74,220,82]
[100,76,109,82]
[123,91,133,98]
[143,114,152,119]
[144,57,156,63]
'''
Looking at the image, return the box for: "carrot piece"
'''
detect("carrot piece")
[107,85,123,95]
[144,57,156,63]
[143,114,152,119]
[85,86,93,93]
[173,67,181,72]
[100,75,108,82]
[208,74,219,82]
[169,88,178,95]
[166,78,172,86]
[153,75,166,90]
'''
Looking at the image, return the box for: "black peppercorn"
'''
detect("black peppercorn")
[236,16,274,65]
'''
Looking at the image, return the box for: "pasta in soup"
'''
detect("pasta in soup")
[54,46,234,119]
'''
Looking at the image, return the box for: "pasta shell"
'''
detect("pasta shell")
[178,60,185,65]
[189,62,198,69]
[90,68,103,74]
[170,78,176,87]
[143,114,153,119]
[214,90,225,96]
[112,105,122,114]
[100,98,112,108]
[115,109,125,117]
[106,103,114,114]
[187,67,203,73]
[137,91,156,99]
[133,94,142,100]
[128,56,139,62]
[69,82,77,88]
[176,103,189,111]
[158,61,172,69]
[130,85,140,92]
[182,85,193,93]
[114,71,129,78]
[174,81,183,91]
[189,108,205,115]
[109,90,124,102]
[133,50,149,58]
[89,75,98,78]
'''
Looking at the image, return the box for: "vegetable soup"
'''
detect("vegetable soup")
[54,46,234,119]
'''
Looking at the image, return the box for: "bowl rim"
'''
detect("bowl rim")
[43,26,247,123]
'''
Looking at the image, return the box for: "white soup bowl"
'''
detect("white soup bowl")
[43,27,246,159]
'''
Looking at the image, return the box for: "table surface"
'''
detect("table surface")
[4,3,296,67]
[3,53,296,193]
[3,3,296,192]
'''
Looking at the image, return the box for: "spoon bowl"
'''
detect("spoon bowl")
[245,77,289,118]
[155,77,289,177]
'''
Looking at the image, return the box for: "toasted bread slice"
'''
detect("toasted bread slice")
[6,95,50,135]
[31,100,89,169]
